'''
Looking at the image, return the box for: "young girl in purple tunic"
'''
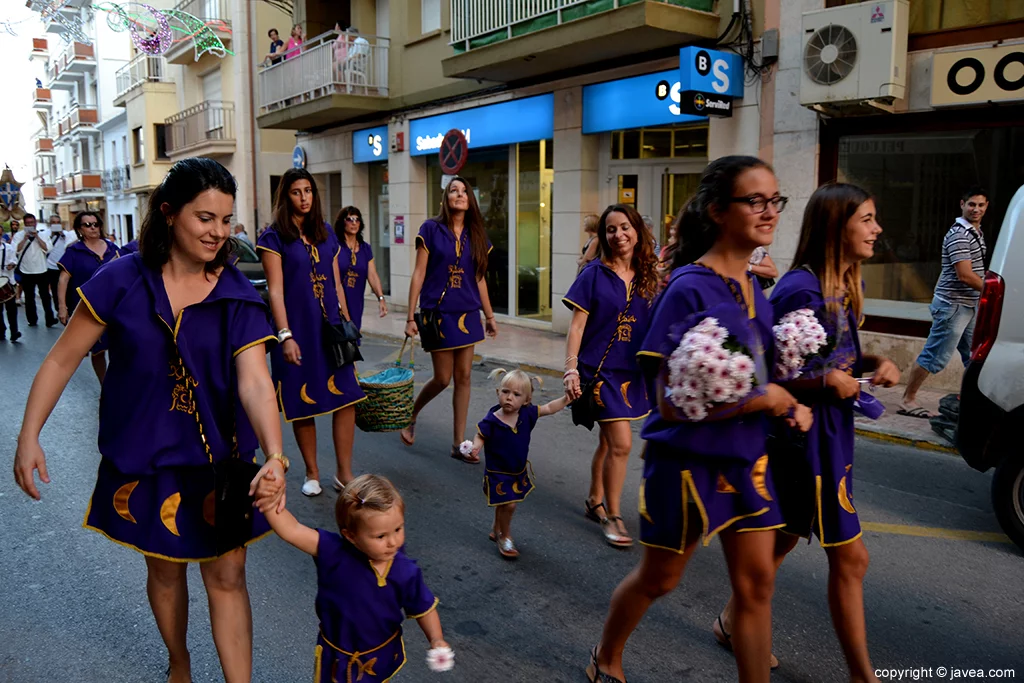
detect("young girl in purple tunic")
[56,211,120,383]
[15,158,288,683]
[259,169,366,498]
[262,474,453,682]
[401,176,499,462]
[714,183,900,683]
[335,205,388,336]
[467,368,570,558]
[585,157,813,683]
[563,204,657,549]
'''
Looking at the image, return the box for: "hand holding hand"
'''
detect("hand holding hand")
[250,460,286,513]
[826,370,860,400]
[283,338,302,365]
[563,373,581,400]
[13,437,50,501]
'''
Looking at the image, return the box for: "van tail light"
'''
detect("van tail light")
[971,271,1004,363]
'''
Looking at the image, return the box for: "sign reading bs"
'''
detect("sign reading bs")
[678,46,744,98]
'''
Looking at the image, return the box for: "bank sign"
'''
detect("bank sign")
[931,44,1024,107]
[675,46,743,118]
[352,125,389,163]
[409,94,554,156]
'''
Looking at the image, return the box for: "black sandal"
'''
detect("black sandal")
[584,499,607,523]
[585,646,626,683]
[713,613,780,670]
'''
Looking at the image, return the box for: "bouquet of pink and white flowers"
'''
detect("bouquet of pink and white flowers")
[773,308,831,381]
[665,316,758,421]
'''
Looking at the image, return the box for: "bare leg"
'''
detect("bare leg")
[601,421,633,539]
[200,548,253,683]
[145,557,192,683]
[90,351,107,384]
[332,406,356,485]
[901,363,930,405]
[451,345,475,446]
[292,418,319,481]
[720,529,778,683]
[587,429,610,510]
[495,502,517,538]
[400,350,453,445]
[825,539,879,683]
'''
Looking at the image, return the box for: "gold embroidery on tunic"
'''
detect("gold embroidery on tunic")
[168,361,198,414]
[447,264,464,290]
[311,270,328,300]
[616,312,636,343]
[346,268,358,288]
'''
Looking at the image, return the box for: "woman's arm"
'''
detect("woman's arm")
[367,260,388,317]
[578,237,599,268]
[263,505,320,556]
[538,394,570,417]
[261,251,301,365]
[562,309,588,400]
[57,270,70,325]
[404,247,429,337]
[14,308,105,499]
[236,345,287,513]
[749,252,778,279]
[416,609,449,649]
[332,254,352,320]
[477,274,498,338]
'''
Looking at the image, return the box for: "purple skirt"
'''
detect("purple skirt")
[580,364,651,423]
[638,441,785,550]
[84,457,271,563]
[315,629,406,683]
[422,308,484,352]
[483,462,535,506]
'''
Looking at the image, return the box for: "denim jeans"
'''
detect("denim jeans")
[916,296,976,374]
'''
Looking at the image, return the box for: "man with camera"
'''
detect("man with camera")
[11,214,57,327]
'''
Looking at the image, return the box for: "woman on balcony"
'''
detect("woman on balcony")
[335,205,387,336]
[283,23,304,60]
[258,169,365,498]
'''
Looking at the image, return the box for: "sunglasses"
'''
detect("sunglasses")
[81,222,99,228]
[344,216,360,223]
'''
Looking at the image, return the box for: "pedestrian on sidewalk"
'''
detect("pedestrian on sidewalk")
[335,205,388,337]
[14,157,287,683]
[232,223,251,245]
[258,168,366,497]
[12,214,58,327]
[563,204,656,549]
[713,182,900,681]
[585,156,811,683]
[45,214,74,310]
[577,213,601,274]
[899,186,989,418]
[401,176,499,460]
[57,211,121,383]
[0,236,20,341]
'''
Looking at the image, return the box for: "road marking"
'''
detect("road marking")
[862,521,1010,544]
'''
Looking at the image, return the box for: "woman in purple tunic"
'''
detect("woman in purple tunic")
[585,157,813,683]
[400,177,499,461]
[713,183,900,682]
[56,211,120,383]
[335,205,388,336]
[14,158,288,683]
[259,169,366,498]
[563,204,657,548]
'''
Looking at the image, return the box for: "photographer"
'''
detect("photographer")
[11,214,57,327]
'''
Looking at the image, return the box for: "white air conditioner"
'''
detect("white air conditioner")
[800,0,909,112]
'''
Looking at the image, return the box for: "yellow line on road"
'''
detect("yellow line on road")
[862,521,1010,544]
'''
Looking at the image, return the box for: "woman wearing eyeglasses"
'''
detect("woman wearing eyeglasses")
[335,206,387,337]
[57,211,121,383]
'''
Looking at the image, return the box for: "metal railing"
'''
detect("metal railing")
[166,100,235,154]
[173,0,230,24]
[115,54,170,98]
[258,30,389,115]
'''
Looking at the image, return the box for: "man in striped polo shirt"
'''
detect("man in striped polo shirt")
[899,187,989,417]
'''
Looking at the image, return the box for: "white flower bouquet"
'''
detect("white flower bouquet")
[773,308,831,381]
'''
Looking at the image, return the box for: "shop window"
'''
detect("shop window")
[826,0,1023,34]
[515,141,553,320]
[368,163,391,295]
[611,123,709,160]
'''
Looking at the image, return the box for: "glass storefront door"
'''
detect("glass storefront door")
[368,162,390,295]
[606,165,701,247]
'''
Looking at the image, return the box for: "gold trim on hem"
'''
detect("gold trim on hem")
[820,530,864,548]
[76,288,106,325]
[256,245,282,257]
[233,335,276,358]
[597,411,651,424]
[561,297,589,315]
[736,523,787,534]
[426,340,479,353]
[405,596,440,620]
[277,381,367,423]
[415,235,428,253]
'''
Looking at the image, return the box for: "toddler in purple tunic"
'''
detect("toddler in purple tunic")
[468,369,570,558]
[263,474,453,682]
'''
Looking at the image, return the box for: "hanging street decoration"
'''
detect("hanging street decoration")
[0,167,28,223]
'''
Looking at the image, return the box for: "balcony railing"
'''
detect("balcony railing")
[35,137,55,153]
[166,100,235,155]
[258,31,389,114]
[57,105,99,138]
[57,170,104,196]
[173,0,230,23]
[31,38,48,55]
[47,41,95,83]
[115,54,170,99]
[33,87,52,106]
[38,184,58,201]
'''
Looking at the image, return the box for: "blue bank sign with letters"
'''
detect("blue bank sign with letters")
[582,70,706,134]
[352,125,388,163]
[408,94,554,156]
[678,46,744,97]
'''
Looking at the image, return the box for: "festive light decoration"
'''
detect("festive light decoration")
[164,9,229,61]
[97,2,232,60]
[40,0,92,46]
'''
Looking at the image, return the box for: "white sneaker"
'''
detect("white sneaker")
[301,479,322,497]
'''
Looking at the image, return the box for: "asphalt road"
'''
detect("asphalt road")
[1,325,1023,682]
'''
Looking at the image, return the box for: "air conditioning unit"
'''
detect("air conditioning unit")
[800,0,908,113]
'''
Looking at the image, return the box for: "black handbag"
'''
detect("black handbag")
[415,233,461,353]
[305,243,362,370]
[571,278,635,431]
[756,275,776,290]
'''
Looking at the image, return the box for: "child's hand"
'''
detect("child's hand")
[426,644,454,672]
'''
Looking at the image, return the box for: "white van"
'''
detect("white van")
[957,183,1024,552]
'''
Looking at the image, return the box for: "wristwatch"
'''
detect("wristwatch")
[265,453,290,472]
[377,295,385,301]
[277,328,293,343]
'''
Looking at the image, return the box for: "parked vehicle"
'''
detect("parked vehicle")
[956,183,1024,551]
[230,236,269,303]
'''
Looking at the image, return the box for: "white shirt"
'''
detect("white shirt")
[11,230,50,275]
[0,241,15,280]
[46,229,77,269]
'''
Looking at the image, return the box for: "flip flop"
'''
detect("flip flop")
[450,445,480,464]
[897,405,934,419]
[585,499,608,523]
[713,613,780,670]
[399,421,416,446]
[585,646,626,683]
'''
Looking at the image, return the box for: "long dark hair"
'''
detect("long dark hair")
[72,211,106,240]
[272,168,328,245]
[436,176,488,280]
[792,182,872,322]
[597,204,659,301]
[139,157,236,273]
[671,155,774,270]
[334,205,365,244]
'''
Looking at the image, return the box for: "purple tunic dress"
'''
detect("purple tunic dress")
[78,255,277,561]
[562,261,652,422]
[120,239,139,255]
[769,268,863,547]
[59,239,121,354]
[415,219,490,351]
[313,529,439,683]
[338,239,372,335]
[257,225,366,422]
[636,265,785,550]
[478,403,539,506]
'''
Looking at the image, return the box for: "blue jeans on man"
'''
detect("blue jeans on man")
[915,295,976,374]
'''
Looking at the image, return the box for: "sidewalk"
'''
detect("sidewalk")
[360,312,958,454]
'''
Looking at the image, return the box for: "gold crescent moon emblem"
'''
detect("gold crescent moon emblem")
[620,381,633,409]
[113,481,140,524]
[512,481,522,494]
[160,492,182,537]
[327,376,344,396]
[495,482,507,496]
[593,381,606,408]
[203,490,216,527]
[716,474,738,494]
[838,476,856,514]
[751,454,773,501]
[457,313,469,334]
[300,383,317,404]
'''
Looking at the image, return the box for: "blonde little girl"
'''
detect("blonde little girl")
[262,473,453,681]
[466,368,570,559]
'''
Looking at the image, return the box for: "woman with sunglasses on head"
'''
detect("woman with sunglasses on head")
[400,177,498,462]
[258,169,365,498]
[335,206,388,336]
[57,211,121,383]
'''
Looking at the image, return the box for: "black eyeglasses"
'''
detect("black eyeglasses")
[730,195,789,214]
